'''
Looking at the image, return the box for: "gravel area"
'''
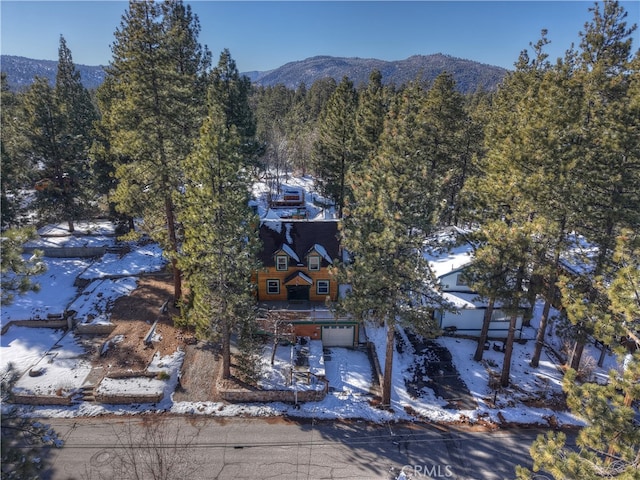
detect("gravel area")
[173,341,221,402]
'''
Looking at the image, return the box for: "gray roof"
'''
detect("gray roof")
[258,221,340,268]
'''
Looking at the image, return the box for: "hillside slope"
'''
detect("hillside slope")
[1,53,507,93]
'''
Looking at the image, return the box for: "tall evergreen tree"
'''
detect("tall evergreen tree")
[313,76,358,217]
[337,81,444,406]
[97,0,210,303]
[306,77,337,120]
[354,70,387,163]
[420,72,467,225]
[21,36,97,232]
[461,41,552,385]
[178,97,260,380]
[560,0,639,370]
[209,49,260,162]
[524,51,583,368]
[518,230,640,480]
[1,73,32,228]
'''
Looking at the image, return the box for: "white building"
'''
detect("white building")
[426,228,524,340]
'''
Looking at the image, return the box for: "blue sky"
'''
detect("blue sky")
[1,1,639,72]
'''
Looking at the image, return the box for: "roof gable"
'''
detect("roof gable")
[259,220,340,267]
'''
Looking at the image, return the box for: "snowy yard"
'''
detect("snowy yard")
[0,189,624,426]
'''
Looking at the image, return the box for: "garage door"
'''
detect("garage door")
[322,325,354,347]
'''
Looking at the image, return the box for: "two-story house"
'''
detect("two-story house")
[256,219,359,347]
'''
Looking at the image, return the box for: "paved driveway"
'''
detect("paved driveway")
[404,330,477,410]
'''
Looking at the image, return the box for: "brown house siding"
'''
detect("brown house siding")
[256,266,338,302]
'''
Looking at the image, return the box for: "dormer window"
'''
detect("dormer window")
[276,255,288,271]
[308,255,320,271]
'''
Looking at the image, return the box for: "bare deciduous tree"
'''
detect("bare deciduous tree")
[82,417,204,480]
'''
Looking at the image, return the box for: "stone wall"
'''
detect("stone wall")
[23,246,108,258]
[95,392,163,404]
[12,393,73,406]
[218,386,326,403]
[1,319,68,334]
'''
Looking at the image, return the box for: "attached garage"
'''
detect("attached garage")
[321,325,355,347]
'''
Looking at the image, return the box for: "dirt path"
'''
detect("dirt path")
[173,341,221,403]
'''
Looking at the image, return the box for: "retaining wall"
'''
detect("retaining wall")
[94,392,163,404]
[218,386,326,403]
[23,246,108,258]
[12,393,74,406]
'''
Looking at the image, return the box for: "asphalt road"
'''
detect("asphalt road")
[42,416,565,480]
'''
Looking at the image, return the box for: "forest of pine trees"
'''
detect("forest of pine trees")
[1,1,639,477]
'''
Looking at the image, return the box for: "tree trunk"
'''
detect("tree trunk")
[221,319,231,380]
[501,264,525,387]
[165,196,182,303]
[570,338,585,371]
[530,299,552,368]
[271,337,278,366]
[67,219,75,233]
[382,322,395,407]
[532,226,564,368]
[500,312,518,387]
[474,298,495,362]
[597,342,607,367]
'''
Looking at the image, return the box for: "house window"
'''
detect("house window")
[455,274,466,286]
[491,310,509,322]
[267,279,280,295]
[308,255,320,271]
[316,280,330,295]
[276,255,288,271]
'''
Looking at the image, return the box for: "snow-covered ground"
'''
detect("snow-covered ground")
[0,177,623,426]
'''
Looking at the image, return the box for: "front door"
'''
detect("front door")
[287,285,310,302]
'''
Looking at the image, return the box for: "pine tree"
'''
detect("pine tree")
[1,227,46,306]
[20,37,97,232]
[97,0,210,303]
[354,70,387,162]
[209,49,261,162]
[313,76,359,217]
[450,88,488,226]
[518,231,640,480]
[90,74,122,219]
[1,366,62,479]
[285,83,316,175]
[560,0,639,371]
[1,73,32,228]
[461,41,551,386]
[420,72,467,225]
[284,83,316,175]
[460,226,527,363]
[306,77,337,120]
[525,51,584,368]
[178,98,260,380]
[337,81,444,406]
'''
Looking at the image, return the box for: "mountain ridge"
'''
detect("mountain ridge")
[1,53,508,93]
[248,53,508,93]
